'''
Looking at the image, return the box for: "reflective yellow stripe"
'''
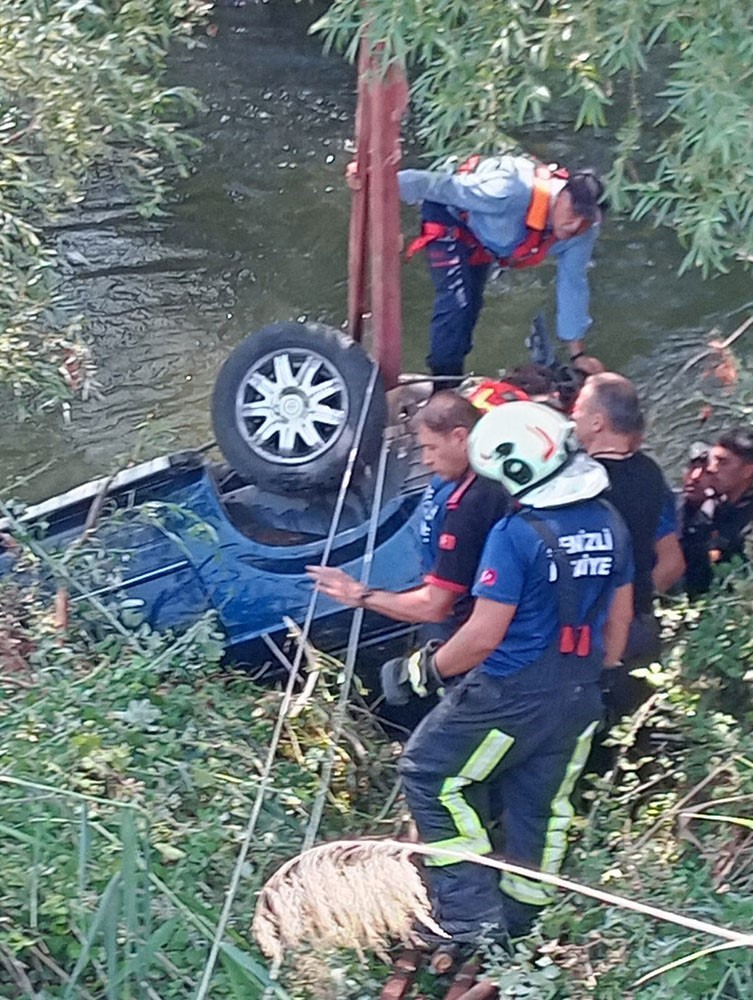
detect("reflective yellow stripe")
[425,729,514,867]
[501,720,597,906]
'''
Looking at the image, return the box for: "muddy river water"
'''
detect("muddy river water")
[5,0,752,501]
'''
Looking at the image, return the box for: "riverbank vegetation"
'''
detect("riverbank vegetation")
[0,0,210,413]
[316,0,753,278]
[0,564,400,997]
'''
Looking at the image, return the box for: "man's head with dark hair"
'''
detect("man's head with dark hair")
[504,363,586,412]
[503,364,559,400]
[416,390,481,435]
[551,168,605,242]
[564,169,606,223]
[571,372,644,452]
[716,427,753,464]
[708,426,753,503]
[416,390,480,481]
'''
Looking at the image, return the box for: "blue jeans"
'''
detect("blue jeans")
[421,202,491,378]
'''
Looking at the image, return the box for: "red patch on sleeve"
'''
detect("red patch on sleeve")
[478,568,498,587]
[439,532,457,551]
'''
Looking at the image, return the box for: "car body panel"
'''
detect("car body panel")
[2,449,425,662]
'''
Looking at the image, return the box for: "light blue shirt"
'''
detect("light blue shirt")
[398,155,599,343]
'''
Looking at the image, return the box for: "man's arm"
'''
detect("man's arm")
[398,164,518,212]
[433,597,516,678]
[554,227,598,345]
[602,583,634,666]
[652,532,686,592]
[306,565,456,623]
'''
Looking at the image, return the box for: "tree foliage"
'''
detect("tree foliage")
[0,0,209,410]
[315,0,753,277]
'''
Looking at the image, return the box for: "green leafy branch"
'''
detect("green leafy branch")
[315,0,753,276]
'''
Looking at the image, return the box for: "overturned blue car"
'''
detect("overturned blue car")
[2,323,429,673]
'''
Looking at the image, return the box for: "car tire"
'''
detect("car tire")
[211,321,388,492]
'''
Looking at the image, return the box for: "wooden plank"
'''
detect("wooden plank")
[452,982,499,1000]
[441,960,479,1000]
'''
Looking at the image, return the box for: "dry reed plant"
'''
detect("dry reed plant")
[252,840,445,965]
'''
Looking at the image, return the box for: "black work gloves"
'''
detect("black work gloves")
[380,640,444,706]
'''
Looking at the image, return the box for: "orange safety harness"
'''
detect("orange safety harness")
[406,158,569,270]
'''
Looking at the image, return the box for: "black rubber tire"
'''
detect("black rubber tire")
[211,321,387,493]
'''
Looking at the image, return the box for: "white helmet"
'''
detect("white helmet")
[468,400,609,508]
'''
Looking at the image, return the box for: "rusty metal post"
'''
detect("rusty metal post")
[347,40,408,389]
[366,57,407,389]
[347,42,372,344]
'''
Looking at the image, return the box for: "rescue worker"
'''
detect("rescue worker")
[398,154,605,384]
[306,391,510,644]
[572,373,685,669]
[681,427,753,596]
[382,401,634,942]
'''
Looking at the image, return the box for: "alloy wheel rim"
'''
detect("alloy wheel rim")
[235,348,348,465]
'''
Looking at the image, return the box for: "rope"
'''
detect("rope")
[302,429,392,851]
[194,363,380,1000]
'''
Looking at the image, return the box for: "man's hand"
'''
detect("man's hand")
[381,640,444,705]
[306,565,365,608]
[345,160,363,192]
[572,354,605,376]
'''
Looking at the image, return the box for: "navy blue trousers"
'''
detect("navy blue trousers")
[398,657,602,937]
[421,202,491,378]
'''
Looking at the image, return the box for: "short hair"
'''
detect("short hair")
[417,390,481,434]
[504,364,558,397]
[585,373,645,436]
[716,427,753,463]
[506,362,586,410]
[564,169,606,221]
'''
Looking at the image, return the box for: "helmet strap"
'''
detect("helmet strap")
[515,450,577,501]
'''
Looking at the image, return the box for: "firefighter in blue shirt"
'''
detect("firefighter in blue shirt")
[398,154,605,384]
[307,392,510,642]
[382,401,634,943]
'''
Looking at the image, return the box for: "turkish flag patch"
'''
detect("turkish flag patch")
[479,568,498,587]
[439,532,457,551]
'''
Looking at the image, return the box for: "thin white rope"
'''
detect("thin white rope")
[302,430,392,851]
[194,364,380,1000]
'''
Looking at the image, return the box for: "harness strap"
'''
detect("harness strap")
[405,221,495,265]
[406,159,569,269]
[405,221,449,259]
[456,153,482,174]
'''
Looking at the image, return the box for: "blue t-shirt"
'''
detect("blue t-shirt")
[472,500,634,678]
[656,489,678,540]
